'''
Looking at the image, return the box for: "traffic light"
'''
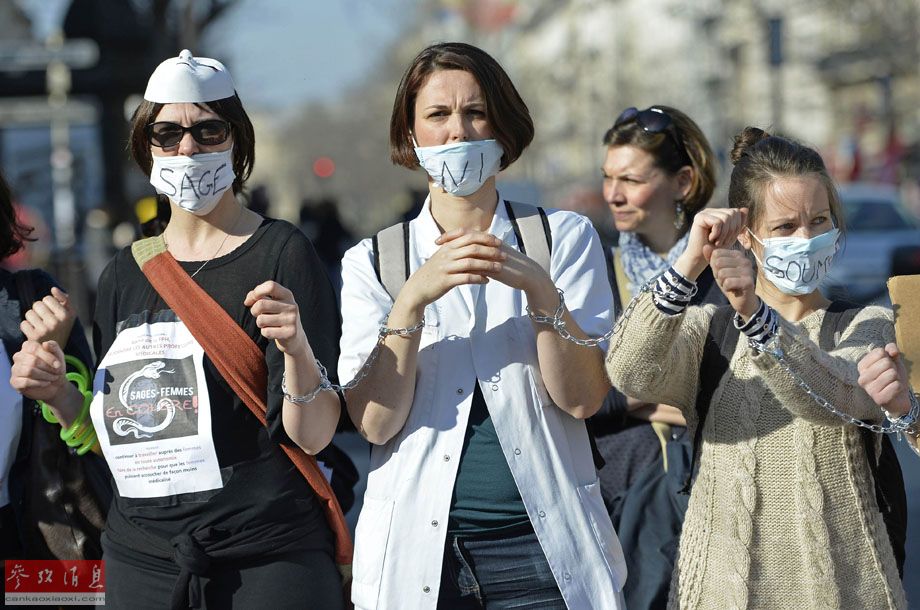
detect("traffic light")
[313,156,335,179]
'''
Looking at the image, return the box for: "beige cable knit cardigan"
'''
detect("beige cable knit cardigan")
[605,292,907,610]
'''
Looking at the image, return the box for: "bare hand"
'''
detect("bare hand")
[479,241,549,294]
[674,208,748,279]
[244,281,309,357]
[21,287,76,346]
[10,340,68,402]
[438,230,557,311]
[858,343,911,416]
[401,229,506,311]
[710,248,759,319]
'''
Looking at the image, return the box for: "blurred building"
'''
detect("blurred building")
[362,0,920,210]
[223,0,920,236]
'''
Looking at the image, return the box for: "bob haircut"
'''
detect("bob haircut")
[389,42,534,170]
[0,170,34,260]
[128,93,255,195]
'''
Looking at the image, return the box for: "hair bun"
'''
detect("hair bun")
[730,127,771,165]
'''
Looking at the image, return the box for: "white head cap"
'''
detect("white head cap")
[143,49,236,104]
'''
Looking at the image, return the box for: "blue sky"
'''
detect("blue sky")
[202,0,411,110]
[14,0,416,111]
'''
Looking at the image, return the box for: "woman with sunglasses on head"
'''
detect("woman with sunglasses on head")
[11,50,348,609]
[339,42,626,609]
[592,105,723,609]
[606,127,909,608]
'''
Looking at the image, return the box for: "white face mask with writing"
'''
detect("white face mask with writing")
[413,139,503,197]
[149,148,235,216]
[748,227,840,295]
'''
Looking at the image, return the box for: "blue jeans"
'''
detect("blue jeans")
[437,526,567,609]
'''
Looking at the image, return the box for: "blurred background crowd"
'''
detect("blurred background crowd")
[1,0,919,601]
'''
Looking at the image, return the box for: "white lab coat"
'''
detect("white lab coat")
[339,199,627,610]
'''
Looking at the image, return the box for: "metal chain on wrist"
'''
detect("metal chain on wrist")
[884,390,920,434]
[283,312,426,403]
[282,361,335,404]
[526,288,613,348]
[332,315,426,392]
[608,273,920,442]
[751,339,919,438]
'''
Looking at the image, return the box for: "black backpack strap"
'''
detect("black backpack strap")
[820,300,906,576]
[860,427,907,576]
[604,247,622,317]
[818,300,859,352]
[680,304,739,494]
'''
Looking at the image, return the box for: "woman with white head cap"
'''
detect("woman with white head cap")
[10,50,350,609]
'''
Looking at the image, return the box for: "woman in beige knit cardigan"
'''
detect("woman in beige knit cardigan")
[606,126,911,609]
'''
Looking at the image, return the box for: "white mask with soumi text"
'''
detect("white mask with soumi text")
[748,227,840,295]
[149,148,235,216]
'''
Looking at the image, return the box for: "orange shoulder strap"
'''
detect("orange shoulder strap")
[130,236,353,569]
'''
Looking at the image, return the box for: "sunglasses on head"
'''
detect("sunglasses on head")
[613,107,689,161]
[146,120,230,148]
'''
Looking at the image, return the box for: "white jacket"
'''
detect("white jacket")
[339,199,627,610]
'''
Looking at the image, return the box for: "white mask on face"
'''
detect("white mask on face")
[748,227,840,295]
[413,139,504,196]
[149,147,235,216]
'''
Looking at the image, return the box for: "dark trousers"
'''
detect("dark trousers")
[104,547,344,610]
[437,526,566,609]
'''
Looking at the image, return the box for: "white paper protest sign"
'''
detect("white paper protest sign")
[90,319,222,498]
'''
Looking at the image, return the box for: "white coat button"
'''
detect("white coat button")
[491,384,499,391]
[423,586,431,593]
[539,510,546,518]
[514,448,521,455]
[564,572,572,581]
[431,520,439,527]
[443,454,450,461]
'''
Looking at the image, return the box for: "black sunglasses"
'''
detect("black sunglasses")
[146,120,230,148]
[613,107,689,162]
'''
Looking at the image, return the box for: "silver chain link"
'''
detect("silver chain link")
[526,288,614,348]
[334,317,426,392]
[753,339,920,437]
[293,278,920,439]
[604,277,659,359]
[282,315,426,404]
[282,363,336,404]
[605,273,920,440]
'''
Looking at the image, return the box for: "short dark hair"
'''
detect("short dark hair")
[390,42,534,170]
[128,93,255,195]
[602,105,716,219]
[728,126,844,235]
[0,170,34,260]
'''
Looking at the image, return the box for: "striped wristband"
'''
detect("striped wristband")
[652,267,698,315]
[733,299,777,347]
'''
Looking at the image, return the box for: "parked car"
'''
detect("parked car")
[826,182,920,303]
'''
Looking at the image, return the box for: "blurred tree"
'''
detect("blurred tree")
[814,0,919,80]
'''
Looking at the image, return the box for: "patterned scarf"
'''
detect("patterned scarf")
[618,231,690,296]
